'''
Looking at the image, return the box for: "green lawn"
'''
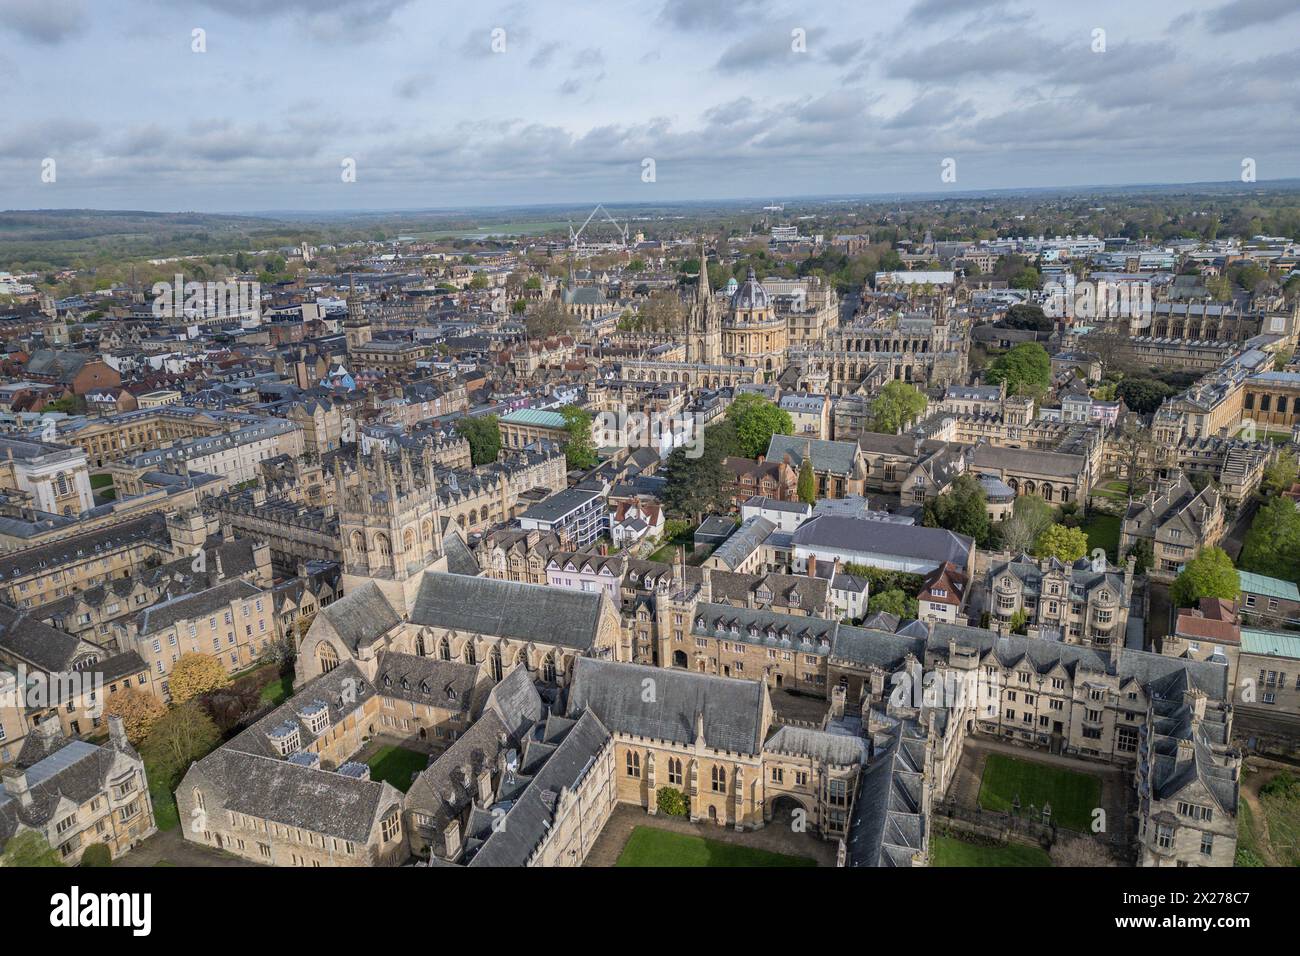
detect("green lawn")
[978,754,1102,832]
[148,772,180,832]
[89,474,114,489]
[615,826,816,867]
[260,674,294,706]
[366,746,428,793]
[931,835,1052,867]
[1079,513,1122,563]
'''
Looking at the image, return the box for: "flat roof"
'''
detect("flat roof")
[1241,629,1300,660]
[1238,570,1300,602]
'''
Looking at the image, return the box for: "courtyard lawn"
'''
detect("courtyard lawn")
[978,754,1102,833]
[931,835,1051,867]
[89,474,114,489]
[1079,512,1122,563]
[366,746,428,793]
[259,673,294,706]
[615,826,816,868]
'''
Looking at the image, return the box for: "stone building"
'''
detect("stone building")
[986,554,1136,648]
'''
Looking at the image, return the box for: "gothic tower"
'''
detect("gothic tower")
[344,276,372,351]
[686,238,721,365]
[336,444,447,612]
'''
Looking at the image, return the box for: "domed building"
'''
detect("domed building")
[723,268,788,371]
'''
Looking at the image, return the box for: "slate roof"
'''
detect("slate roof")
[843,716,928,867]
[0,737,134,851]
[707,515,775,571]
[410,572,605,651]
[764,725,869,766]
[791,514,972,568]
[567,658,766,756]
[767,434,861,476]
[313,581,402,654]
[135,578,264,636]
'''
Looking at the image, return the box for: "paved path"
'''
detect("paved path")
[583,804,837,867]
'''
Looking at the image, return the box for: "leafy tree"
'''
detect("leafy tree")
[1034,523,1088,562]
[657,787,688,817]
[725,394,793,459]
[524,299,575,339]
[104,687,167,744]
[1125,539,1154,576]
[455,414,501,466]
[662,420,738,521]
[559,406,597,470]
[141,701,221,789]
[1262,450,1298,497]
[1000,303,1051,332]
[796,458,816,505]
[998,495,1055,554]
[80,843,112,868]
[168,654,229,704]
[1008,608,1029,635]
[1171,547,1241,609]
[0,831,64,867]
[987,342,1051,399]
[868,588,918,619]
[1116,378,1174,415]
[841,564,925,597]
[923,474,991,546]
[868,381,928,434]
[1238,498,1300,583]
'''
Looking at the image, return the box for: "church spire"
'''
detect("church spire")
[697,238,710,300]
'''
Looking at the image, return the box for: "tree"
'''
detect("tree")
[1000,303,1051,332]
[559,406,597,470]
[79,843,112,868]
[1262,450,1298,497]
[1171,547,1240,609]
[1034,523,1088,562]
[662,420,737,521]
[986,342,1051,399]
[104,687,167,744]
[797,458,816,505]
[455,414,501,466]
[868,381,928,434]
[168,654,229,705]
[1238,498,1300,583]
[998,495,1055,554]
[141,701,221,788]
[1008,608,1029,635]
[524,299,575,339]
[923,474,991,546]
[1116,378,1174,415]
[725,393,793,459]
[1050,837,1114,867]
[1125,539,1154,577]
[657,787,688,817]
[0,831,64,867]
[868,588,918,620]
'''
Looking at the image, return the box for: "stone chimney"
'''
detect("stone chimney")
[807,554,818,578]
[700,566,712,604]
[1,767,31,807]
[443,819,462,859]
[108,714,131,752]
[476,767,493,805]
[212,549,224,583]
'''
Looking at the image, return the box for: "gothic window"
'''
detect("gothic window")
[542,653,557,683]
[350,531,366,554]
[464,642,477,666]
[438,636,451,661]
[373,533,391,559]
[404,529,416,553]
[490,647,503,681]
[626,751,640,777]
[415,634,427,657]
[667,758,683,786]
[317,644,339,674]
[710,765,726,794]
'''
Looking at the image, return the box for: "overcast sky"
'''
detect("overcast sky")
[1,0,1298,213]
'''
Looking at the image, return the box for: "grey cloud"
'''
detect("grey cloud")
[660,0,769,29]
[1204,0,1300,32]
[1,0,87,45]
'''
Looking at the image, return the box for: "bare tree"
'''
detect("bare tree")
[1050,836,1115,867]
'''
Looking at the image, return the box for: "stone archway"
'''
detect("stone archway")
[767,793,814,829]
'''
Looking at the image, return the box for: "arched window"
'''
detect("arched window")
[415,633,427,657]
[350,531,366,554]
[626,751,640,777]
[464,642,477,666]
[193,788,205,812]
[710,765,726,793]
[438,636,451,661]
[542,653,557,683]
[373,533,391,559]
[667,758,683,786]
[317,643,339,674]
[490,647,503,681]
[403,529,416,553]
